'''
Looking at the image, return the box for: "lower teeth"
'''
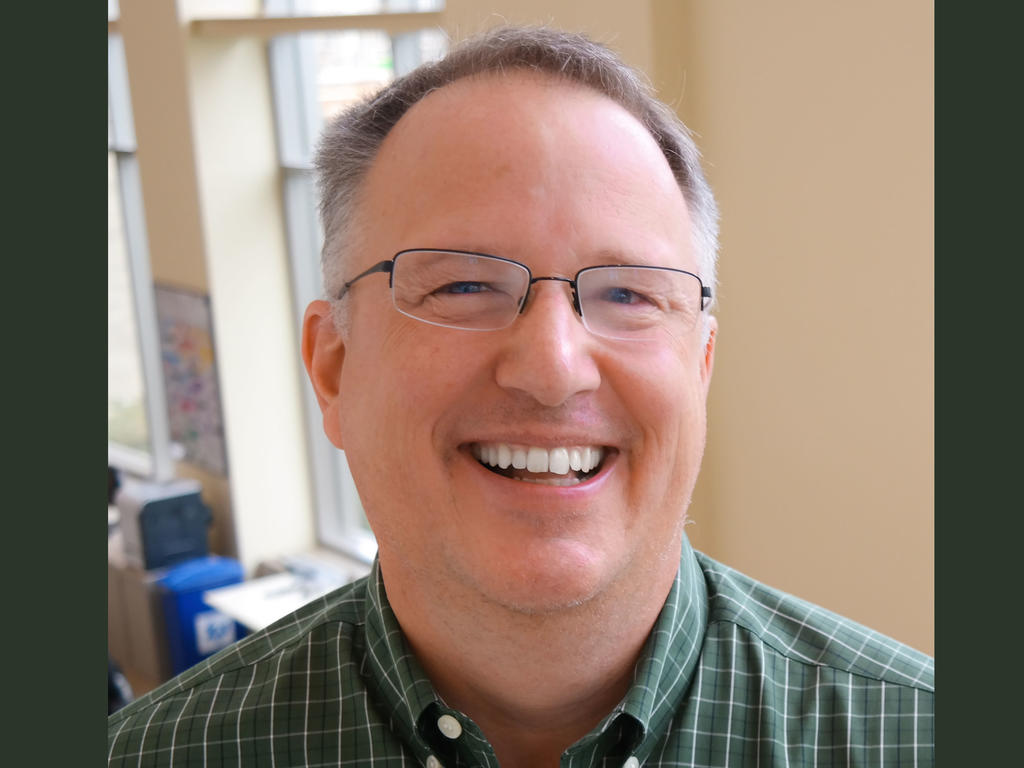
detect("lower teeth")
[515,475,581,487]
[478,462,597,485]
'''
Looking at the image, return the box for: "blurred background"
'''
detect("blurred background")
[108,0,933,702]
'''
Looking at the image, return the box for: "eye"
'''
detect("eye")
[600,286,653,305]
[435,281,492,295]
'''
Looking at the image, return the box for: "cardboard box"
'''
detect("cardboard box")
[108,531,172,687]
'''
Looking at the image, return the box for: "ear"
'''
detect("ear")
[700,316,717,397]
[301,300,347,449]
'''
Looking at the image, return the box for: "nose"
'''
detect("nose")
[494,280,601,407]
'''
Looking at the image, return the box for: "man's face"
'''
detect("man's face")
[304,73,715,614]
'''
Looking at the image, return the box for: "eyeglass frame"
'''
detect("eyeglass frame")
[335,248,712,332]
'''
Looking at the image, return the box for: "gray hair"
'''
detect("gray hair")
[314,25,719,336]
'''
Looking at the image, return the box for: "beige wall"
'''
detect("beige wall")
[444,0,655,74]
[666,0,934,654]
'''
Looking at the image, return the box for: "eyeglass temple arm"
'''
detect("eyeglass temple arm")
[701,286,712,310]
[335,260,395,300]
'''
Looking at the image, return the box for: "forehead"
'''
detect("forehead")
[355,71,693,268]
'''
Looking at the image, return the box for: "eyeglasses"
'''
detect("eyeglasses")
[336,249,711,341]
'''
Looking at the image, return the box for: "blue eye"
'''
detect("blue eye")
[602,286,646,304]
[438,282,490,294]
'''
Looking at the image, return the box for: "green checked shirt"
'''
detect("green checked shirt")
[108,536,934,766]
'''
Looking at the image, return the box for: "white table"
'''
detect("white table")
[203,572,343,632]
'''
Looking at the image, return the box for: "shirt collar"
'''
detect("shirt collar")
[616,533,709,750]
[361,536,708,760]
[361,561,441,754]
[558,534,709,762]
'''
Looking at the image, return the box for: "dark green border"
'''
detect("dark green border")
[9,5,106,765]
[934,1,1015,761]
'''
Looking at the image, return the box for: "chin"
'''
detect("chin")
[456,540,624,616]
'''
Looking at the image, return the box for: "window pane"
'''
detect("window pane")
[334,452,373,536]
[268,0,444,15]
[302,28,447,158]
[108,152,150,452]
[312,30,394,126]
[306,0,388,12]
[393,27,446,76]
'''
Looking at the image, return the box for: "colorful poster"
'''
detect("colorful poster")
[155,285,228,475]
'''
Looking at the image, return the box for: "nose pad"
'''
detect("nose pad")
[495,280,601,407]
[520,276,582,319]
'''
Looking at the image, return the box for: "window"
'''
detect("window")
[108,151,148,454]
[266,0,446,560]
[108,29,173,481]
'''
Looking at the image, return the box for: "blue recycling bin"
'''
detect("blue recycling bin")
[157,556,248,675]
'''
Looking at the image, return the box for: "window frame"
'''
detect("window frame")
[108,31,174,482]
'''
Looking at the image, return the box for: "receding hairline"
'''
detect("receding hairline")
[349,66,689,229]
[396,64,646,114]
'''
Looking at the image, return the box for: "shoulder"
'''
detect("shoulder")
[694,550,934,692]
[107,575,370,755]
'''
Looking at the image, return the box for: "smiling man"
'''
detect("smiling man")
[108,26,934,767]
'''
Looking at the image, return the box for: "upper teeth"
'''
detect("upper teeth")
[472,443,605,475]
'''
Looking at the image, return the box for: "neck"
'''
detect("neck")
[381,554,677,767]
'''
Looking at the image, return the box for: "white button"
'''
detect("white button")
[425,756,443,768]
[437,713,463,739]
[622,758,640,768]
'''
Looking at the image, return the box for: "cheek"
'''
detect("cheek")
[338,330,492,556]
[618,348,708,479]
[338,324,489,469]
[342,319,442,409]
[628,340,706,419]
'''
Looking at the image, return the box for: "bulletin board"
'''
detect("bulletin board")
[154,285,228,475]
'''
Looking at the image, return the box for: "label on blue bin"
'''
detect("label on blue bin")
[195,609,237,655]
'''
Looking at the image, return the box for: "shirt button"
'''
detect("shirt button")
[622,758,640,768]
[437,713,463,739]
[426,756,443,768]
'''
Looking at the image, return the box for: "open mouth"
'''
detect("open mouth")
[470,442,610,487]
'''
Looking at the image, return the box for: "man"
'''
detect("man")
[108,26,933,767]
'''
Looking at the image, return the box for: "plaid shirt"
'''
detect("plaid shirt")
[108,536,934,766]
